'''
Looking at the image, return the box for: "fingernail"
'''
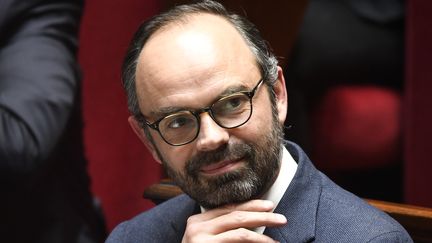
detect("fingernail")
[262,200,274,208]
[276,214,287,223]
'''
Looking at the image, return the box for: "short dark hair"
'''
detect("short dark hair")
[122,0,278,117]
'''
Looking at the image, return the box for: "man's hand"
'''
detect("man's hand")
[182,200,287,243]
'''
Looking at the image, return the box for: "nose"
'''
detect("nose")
[196,112,229,151]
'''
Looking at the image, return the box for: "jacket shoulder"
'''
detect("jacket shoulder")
[316,172,412,242]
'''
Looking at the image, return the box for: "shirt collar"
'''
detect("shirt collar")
[254,145,298,233]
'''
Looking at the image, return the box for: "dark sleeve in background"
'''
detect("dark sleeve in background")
[0,1,107,242]
[0,0,83,175]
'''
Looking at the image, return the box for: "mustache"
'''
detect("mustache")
[186,143,253,175]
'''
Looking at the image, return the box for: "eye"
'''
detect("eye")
[224,96,242,109]
[213,94,249,115]
[161,113,196,130]
[168,117,191,128]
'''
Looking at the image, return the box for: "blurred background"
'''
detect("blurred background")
[78,0,432,232]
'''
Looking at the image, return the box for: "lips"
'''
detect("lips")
[199,158,243,175]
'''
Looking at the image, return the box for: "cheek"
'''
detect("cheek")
[230,108,273,144]
[241,95,274,137]
[156,140,193,172]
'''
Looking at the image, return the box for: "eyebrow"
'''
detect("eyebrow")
[149,106,189,119]
[148,83,250,119]
[217,84,249,98]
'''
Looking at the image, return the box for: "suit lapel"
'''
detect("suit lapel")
[168,195,201,242]
[264,142,322,242]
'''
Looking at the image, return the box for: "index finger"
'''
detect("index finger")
[209,210,287,234]
[191,200,276,222]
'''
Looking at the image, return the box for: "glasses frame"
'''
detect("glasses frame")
[140,78,265,146]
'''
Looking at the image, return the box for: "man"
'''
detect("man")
[0,0,106,242]
[107,0,412,242]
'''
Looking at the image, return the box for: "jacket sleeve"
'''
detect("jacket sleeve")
[0,0,83,175]
[367,230,414,243]
[105,222,129,243]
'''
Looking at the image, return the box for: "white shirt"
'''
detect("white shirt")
[254,146,298,233]
[200,146,298,234]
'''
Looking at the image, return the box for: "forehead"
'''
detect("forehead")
[135,13,260,116]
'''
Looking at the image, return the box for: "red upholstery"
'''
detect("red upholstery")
[311,86,402,171]
[78,0,162,231]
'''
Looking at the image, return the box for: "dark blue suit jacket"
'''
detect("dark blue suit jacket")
[106,142,412,242]
[0,0,105,242]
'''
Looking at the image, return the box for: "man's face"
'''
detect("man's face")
[130,14,288,208]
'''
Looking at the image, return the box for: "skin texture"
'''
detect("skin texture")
[128,13,288,242]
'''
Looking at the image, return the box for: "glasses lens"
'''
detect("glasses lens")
[212,93,252,128]
[159,111,198,145]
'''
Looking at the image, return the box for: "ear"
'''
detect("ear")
[273,66,288,125]
[128,116,162,164]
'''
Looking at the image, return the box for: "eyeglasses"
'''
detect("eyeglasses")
[139,78,264,146]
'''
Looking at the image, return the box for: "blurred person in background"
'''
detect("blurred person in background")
[0,0,106,242]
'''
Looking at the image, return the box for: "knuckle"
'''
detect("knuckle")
[183,226,203,243]
[234,228,252,241]
[184,217,205,239]
[186,215,199,224]
[185,223,201,235]
[230,211,247,223]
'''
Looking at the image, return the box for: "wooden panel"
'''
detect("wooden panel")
[367,199,432,243]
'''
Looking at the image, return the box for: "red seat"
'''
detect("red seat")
[312,85,401,171]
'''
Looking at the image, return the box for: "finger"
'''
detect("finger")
[190,200,275,222]
[210,211,286,234]
[185,211,286,237]
[228,200,275,212]
[215,227,279,243]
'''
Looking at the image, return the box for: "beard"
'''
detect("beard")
[156,109,284,209]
